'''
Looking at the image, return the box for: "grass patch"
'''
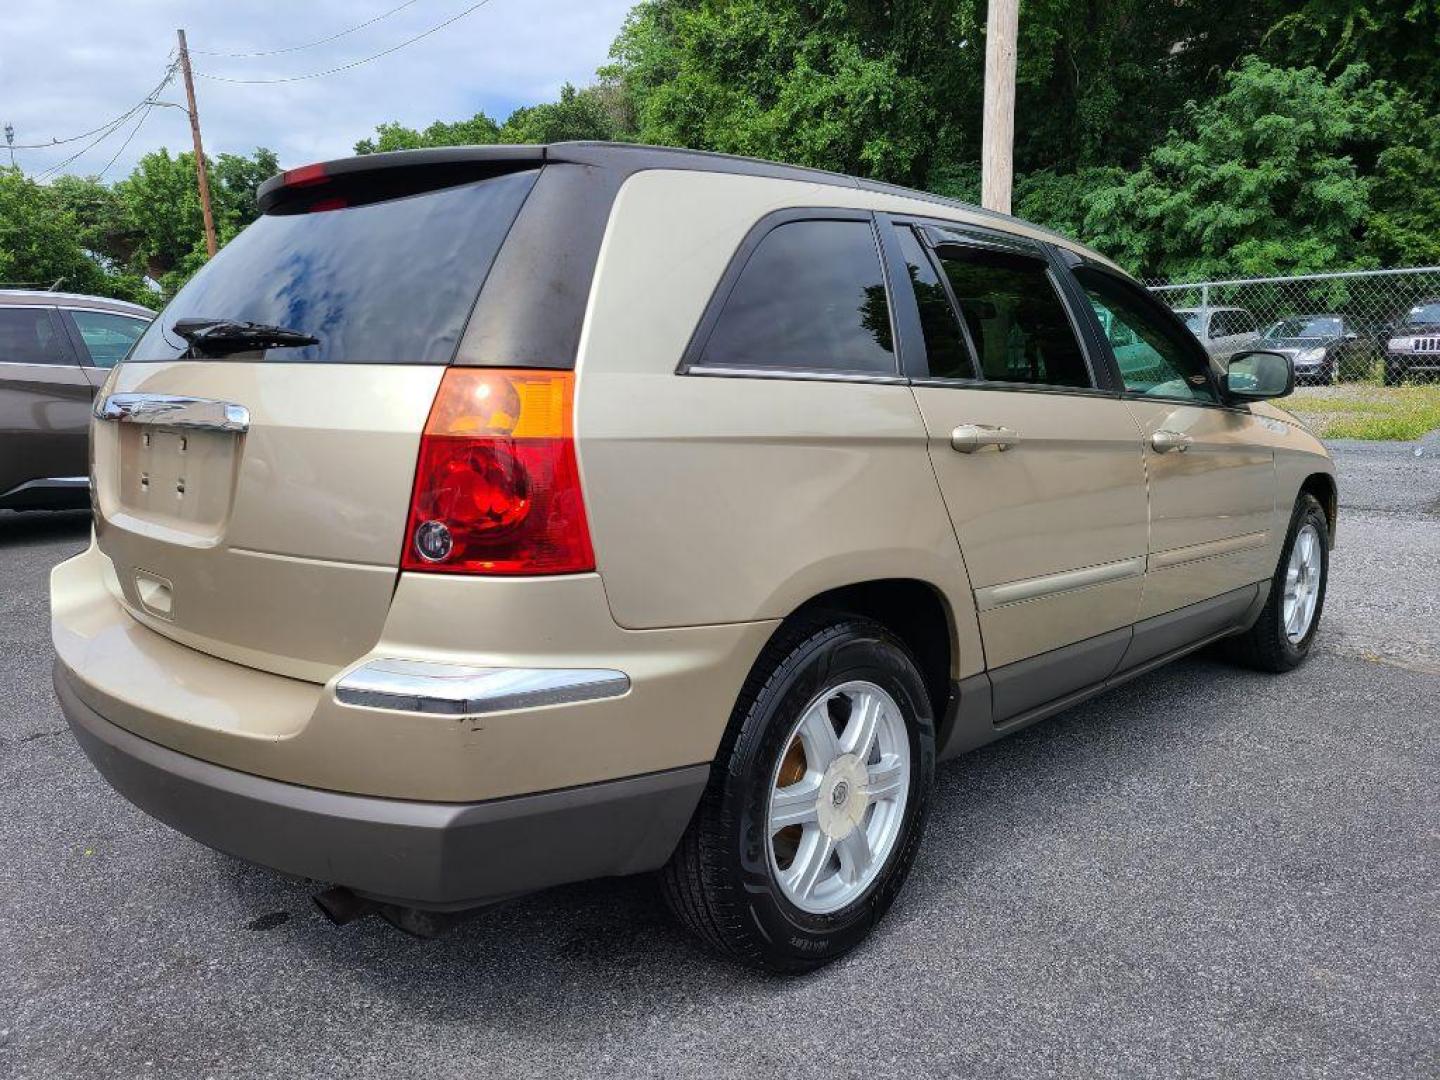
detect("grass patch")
[1282,384,1440,441]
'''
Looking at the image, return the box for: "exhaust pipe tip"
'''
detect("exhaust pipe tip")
[312,886,374,927]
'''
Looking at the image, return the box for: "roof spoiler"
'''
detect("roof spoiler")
[256,145,551,214]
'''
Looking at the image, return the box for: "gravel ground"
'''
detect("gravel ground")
[1,441,1436,1079]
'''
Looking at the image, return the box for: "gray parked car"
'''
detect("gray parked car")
[0,290,154,512]
[1175,306,1262,363]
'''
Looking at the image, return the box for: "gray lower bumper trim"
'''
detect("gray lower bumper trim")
[56,663,707,909]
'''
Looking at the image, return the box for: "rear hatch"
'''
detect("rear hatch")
[91,160,541,681]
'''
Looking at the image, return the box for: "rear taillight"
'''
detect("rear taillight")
[402,368,594,575]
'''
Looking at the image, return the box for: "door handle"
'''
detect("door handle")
[950,424,1021,453]
[1150,429,1193,454]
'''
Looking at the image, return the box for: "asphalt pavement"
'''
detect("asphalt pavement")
[1,438,1436,1079]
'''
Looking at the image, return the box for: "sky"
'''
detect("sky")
[0,0,635,181]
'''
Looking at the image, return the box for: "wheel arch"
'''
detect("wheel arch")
[1300,471,1338,541]
[776,578,956,730]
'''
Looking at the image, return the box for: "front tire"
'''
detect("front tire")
[1384,360,1405,386]
[661,615,935,973]
[1222,493,1329,672]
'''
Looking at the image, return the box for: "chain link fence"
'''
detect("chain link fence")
[1145,267,1440,386]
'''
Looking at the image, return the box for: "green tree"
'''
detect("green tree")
[354,113,501,154]
[497,83,622,143]
[1080,59,1421,280]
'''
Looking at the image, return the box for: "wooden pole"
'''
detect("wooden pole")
[981,0,1019,214]
[176,29,219,257]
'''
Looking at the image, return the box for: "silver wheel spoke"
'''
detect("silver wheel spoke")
[862,754,906,802]
[836,828,872,885]
[839,691,882,758]
[785,827,834,901]
[796,702,840,767]
[769,778,822,831]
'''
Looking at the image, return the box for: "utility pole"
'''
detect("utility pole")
[4,123,14,168]
[981,0,1019,215]
[176,29,218,257]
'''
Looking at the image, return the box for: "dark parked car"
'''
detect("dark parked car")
[1260,314,1375,384]
[1383,298,1440,385]
[0,290,154,512]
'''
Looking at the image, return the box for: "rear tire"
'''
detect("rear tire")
[1222,493,1329,673]
[660,614,935,973]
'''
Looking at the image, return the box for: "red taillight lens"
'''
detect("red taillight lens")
[402,368,594,575]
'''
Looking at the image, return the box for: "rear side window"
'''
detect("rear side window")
[933,246,1091,388]
[893,225,972,380]
[129,169,539,364]
[699,219,896,375]
[0,307,70,365]
[69,310,148,368]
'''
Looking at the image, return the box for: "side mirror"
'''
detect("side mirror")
[1345,331,1359,341]
[1226,350,1294,401]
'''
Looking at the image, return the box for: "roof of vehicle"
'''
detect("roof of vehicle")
[257,141,1121,271]
[0,289,155,316]
[1172,306,1252,316]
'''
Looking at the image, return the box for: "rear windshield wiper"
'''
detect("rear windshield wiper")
[172,317,319,356]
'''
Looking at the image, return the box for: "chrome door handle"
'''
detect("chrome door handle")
[96,393,249,433]
[1150,429,1193,454]
[950,424,1021,453]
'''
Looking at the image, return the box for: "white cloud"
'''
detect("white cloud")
[0,0,634,180]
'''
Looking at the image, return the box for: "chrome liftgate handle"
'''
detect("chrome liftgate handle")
[95,393,249,434]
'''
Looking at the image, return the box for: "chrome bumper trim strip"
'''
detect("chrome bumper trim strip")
[334,658,631,716]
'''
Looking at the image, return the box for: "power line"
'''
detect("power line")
[191,0,424,58]
[196,0,495,84]
[34,64,178,182]
[8,62,177,150]
[97,102,156,179]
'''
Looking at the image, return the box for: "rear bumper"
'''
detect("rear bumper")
[57,661,708,908]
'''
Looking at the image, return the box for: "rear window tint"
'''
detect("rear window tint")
[700,219,896,374]
[935,246,1091,389]
[0,307,70,365]
[130,169,538,364]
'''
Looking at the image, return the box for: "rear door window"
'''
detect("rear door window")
[699,219,896,375]
[932,245,1092,388]
[68,309,149,368]
[0,307,72,365]
[129,168,539,364]
[893,225,972,380]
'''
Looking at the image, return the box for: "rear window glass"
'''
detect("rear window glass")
[129,169,538,364]
[700,219,896,375]
[934,246,1091,389]
[894,225,972,380]
[0,307,70,365]
[70,309,149,367]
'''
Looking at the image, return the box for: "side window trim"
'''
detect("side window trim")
[1071,262,1228,407]
[677,206,902,381]
[875,214,980,381]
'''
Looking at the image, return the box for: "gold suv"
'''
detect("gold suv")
[51,144,1336,972]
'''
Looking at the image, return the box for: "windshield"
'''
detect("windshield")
[1265,317,1341,339]
[1404,302,1440,326]
[129,169,538,364]
[1180,311,1202,332]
